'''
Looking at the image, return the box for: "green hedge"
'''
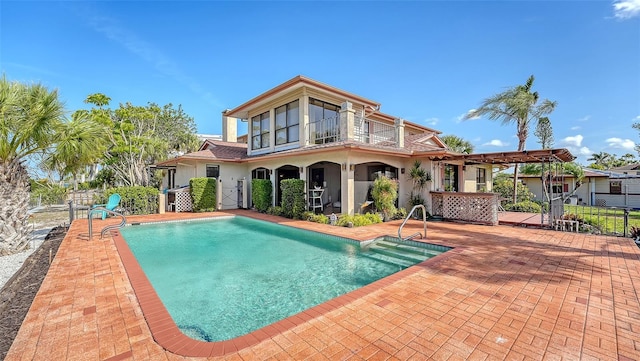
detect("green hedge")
[189,177,217,212]
[281,179,306,219]
[336,213,382,227]
[251,179,273,212]
[100,186,158,215]
[504,200,542,213]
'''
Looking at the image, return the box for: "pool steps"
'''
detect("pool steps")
[362,238,440,269]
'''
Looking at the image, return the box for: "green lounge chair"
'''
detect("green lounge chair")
[92,193,121,220]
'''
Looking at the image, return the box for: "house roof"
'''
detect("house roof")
[518,169,608,179]
[609,163,640,171]
[225,75,381,119]
[156,140,247,167]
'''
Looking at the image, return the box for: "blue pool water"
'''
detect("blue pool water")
[120,216,447,341]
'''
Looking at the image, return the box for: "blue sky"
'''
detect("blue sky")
[2,1,639,165]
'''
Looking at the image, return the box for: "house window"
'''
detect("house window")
[206,165,219,178]
[444,164,458,192]
[610,181,622,194]
[252,168,269,179]
[476,168,486,191]
[551,184,563,194]
[251,111,270,149]
[275,100,299,145]
[309,98,340,144]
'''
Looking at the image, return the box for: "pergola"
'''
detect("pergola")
[422,148,576,227]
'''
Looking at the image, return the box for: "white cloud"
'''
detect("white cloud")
[425,117,439,126]
[482,139,508,147]
[577,115,591,122]
[571,126,581,130]
[634,115,640,121]
[561,135,584,147]
[456,109,480,123]
[613,0,640,19]
[559,134,592,156]
[606,137,636,150]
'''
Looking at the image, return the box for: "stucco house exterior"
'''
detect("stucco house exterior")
[155,76,499,216]
[519,167,640,208]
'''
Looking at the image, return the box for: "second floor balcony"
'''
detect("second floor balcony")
[308,114,398,147]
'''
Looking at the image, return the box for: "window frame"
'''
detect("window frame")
[275,100,300,146]
[206,164,219,178]
[251,111,270,150]
[476,168,486,191]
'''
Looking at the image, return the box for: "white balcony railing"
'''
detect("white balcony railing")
[354,115,396,146]
[308,116,340,144]
[307,115,398,146]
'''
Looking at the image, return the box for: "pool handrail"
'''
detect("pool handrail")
[398,204,427,241]
[88,207,127,239]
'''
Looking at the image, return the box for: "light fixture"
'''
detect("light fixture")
[341,163,346,171]
[349,164,355,171]
[401,168,405,174]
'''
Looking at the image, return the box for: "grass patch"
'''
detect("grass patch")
[564,205,640,235]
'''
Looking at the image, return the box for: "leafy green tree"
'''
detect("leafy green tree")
[441,134,474,154]
[84,94,199,186]
[465,75,556,203]
[0,76,65,255]
[534,116,554,149]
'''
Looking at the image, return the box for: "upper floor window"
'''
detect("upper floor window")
[309,98,340,144]
[476,168,486,191]
[206,164,219,178]
[251,111,270,149]
[275,100,299,145]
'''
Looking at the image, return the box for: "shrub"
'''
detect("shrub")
[251,179,272,212]
[99,186,159,215]
[303,211,329,224]
[336,213,382,227]
[30,180,68,206]
[504,200,541,213]
[391,207,408,220]
[190,177,217,212]
[267,206,284,217]
[371,176,398,220]
[280,179,305,219]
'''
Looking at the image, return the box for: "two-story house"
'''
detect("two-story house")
[156,75,495,215]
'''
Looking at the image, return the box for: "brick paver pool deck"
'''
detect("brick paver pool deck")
[5,210,640,360]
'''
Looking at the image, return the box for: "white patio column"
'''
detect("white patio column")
[270,168,277,207]
[302,94,310,146]
[339,101,355,142]
[342,162,355,215]
[395,118,405,148]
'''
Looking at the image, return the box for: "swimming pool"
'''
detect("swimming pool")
[120,216,448,342]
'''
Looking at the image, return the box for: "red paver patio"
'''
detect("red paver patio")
[5,210,640,360]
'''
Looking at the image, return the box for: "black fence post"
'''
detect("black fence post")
[624,208,629,237]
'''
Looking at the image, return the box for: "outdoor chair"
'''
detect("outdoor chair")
[92,193,121,220]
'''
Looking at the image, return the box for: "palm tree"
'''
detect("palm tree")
[44,111,107,189]
[0,77,65,255]
[440,135,474,154]
[465,75,556,203]
[587,152,614,169]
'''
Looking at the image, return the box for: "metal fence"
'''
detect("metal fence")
[561,205,637,237]
[68,194,159,222]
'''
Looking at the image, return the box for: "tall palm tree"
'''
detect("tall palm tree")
[440,135,474,154]
[465,75,556,203]
[44,111,107,189]
[587,152,614,169]
[0,77,65,255]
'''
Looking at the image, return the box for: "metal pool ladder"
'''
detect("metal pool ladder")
[398,204,427,241]
[88,207,127,239]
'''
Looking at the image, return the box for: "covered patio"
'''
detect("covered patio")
[5,210,639,360]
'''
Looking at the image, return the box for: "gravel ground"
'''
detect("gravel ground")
[0,227,53,290]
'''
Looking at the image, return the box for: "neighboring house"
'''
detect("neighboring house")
[519,168,640,208]
[155,75,503,215]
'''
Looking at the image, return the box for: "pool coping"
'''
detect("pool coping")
[112,216,462,357]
